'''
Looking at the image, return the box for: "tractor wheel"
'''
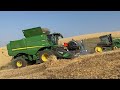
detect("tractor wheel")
[39,50,57,63]
[11,57,28,69]
[113,46,118,50]
[95,46,103,53]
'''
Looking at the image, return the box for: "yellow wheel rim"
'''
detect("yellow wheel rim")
[95,47,103,52]
[41,53,49,62]
[16,61,22,67]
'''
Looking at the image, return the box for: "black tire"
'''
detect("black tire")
[11,57,28,69]
[39,50,55,63]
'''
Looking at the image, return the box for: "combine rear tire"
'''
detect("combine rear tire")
[12,58,27,69]
[95,46,103,53]
[39,50,57,63]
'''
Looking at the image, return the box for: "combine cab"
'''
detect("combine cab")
[95,34,120,52]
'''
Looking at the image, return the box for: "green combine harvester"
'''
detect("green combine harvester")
[7,27,73,68]
[95,34,120,52]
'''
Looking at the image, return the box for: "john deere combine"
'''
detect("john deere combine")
[7,27,73,68]
[95,34,120,52]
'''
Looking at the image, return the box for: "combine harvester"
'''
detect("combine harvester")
[7,27,88,68]
[95,34,120,52]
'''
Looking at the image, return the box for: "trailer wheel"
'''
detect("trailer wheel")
[12,57,27,69]
[39,50,57,63]
[95,46,103,52]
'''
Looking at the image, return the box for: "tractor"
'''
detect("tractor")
[95,34,120,52]
[7,27,73,68]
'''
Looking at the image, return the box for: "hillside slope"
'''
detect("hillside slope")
[0,31,120,79]
[59,31,120,44]
[0,47,12,67]
[0,49,120,79]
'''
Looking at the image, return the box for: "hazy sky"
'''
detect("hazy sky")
[0,11,120,46]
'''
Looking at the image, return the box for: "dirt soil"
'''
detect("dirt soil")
[0,49,120,79]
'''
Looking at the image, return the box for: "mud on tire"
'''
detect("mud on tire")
[39,50,57,63]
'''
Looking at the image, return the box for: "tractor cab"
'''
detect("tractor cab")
[95,34,114,52]
[97,34,113,46]
[66,39,88,55]
[47,33,63,45]
[67,39,85,51]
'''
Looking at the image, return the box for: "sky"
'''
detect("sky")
[0,11,120,46]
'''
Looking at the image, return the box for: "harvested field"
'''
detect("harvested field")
[0,49,120,79]
[0,47,12,67]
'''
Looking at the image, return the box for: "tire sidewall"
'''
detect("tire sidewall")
[12,58,27,69]
[39,50,53,63]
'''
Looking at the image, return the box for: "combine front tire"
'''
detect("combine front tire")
[11,58,27,69]
[39,50,57,63]
[95,46,103,53]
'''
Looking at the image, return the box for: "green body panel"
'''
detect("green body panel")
[63,53,72,58]
[7,35,51,56]
[22,27,50,38]
[7,27,52,57]
[113,39,120,48]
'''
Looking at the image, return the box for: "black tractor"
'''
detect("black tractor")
[95,34,120,52]
[65,39,88,56]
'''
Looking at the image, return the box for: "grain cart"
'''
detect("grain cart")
[7,27,73,68]
[95,34,120,52]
